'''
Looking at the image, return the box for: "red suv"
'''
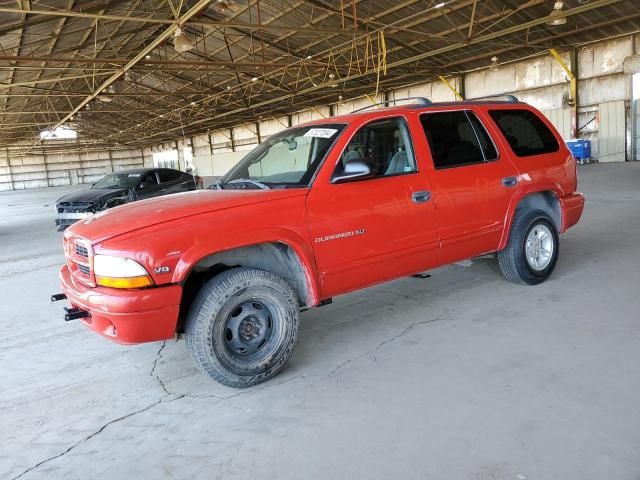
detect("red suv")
[54,97,584,388]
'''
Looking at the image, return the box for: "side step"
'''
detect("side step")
[411,273,431,279]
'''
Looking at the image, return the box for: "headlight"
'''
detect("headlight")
[94,255,154,288]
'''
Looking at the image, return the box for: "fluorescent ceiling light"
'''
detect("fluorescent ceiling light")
[546,1,567,26]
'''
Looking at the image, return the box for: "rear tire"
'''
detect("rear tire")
[185,267,299,388]
[498,209,559,285]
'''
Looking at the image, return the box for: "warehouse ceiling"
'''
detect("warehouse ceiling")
[1,0,639,150]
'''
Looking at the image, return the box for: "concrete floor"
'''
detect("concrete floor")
[1,164,639,480]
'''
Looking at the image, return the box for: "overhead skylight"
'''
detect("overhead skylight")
[40,126,77,140]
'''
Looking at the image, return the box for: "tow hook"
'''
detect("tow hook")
[64,307,91,321]
[51,293,67,302]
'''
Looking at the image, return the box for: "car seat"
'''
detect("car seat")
[385,150,409,175]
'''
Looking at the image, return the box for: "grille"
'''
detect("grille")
[77,263,90,275]
[57,202,94,214]
[64,234,95,287]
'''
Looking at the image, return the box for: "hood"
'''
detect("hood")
[56,188,128,205]
[67,189,307,244]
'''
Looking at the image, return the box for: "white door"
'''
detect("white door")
[599,101,626,163]
[632,74,640,161]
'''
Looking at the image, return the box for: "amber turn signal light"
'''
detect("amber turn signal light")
[95,275,153,289]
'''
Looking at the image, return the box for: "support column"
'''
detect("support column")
[550,48,578,138]
[107,149,114,173]
[208,132,214,174]
[229,128,236,152]
[174,140,181,170]
[5,147,14,191]
[438,75,464,100]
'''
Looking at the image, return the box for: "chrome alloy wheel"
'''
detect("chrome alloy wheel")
[525,223,554,271]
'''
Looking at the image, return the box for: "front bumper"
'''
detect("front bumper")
[55,212,93,228]
[58,264,182,344]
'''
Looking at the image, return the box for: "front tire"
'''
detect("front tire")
[185,267,299,388]
[498,210,559,285]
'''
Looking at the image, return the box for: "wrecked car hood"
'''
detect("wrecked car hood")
[67,189,307,244]
[56,188,128,204]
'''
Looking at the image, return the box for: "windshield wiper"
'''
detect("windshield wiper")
[224,178,270,190]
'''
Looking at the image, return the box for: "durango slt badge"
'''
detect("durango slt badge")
[314,229,366,243]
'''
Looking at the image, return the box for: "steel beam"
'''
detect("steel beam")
[0,7,360,35]
[144,0,624,139]
[20,0,214,154]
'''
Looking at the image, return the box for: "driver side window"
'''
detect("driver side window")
[335,117,416,180]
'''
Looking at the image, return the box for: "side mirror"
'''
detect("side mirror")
[138,181,148,189]
[332,160,374,184]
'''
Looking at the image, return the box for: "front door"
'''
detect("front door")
[307,116,439,298]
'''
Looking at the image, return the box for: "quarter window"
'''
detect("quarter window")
[334,118,416,180]
[420,111,497,169]
[489,109,559,157]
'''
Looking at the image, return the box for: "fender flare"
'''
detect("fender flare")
[498,182,564,251]
[172,228,321,307]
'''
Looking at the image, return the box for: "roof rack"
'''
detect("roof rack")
[467,94,520,103]
[352,96,432,113]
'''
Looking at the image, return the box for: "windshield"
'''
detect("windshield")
[92,173,143,189]
[220,124,346,189]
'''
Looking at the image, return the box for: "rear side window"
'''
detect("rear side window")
[158,169,180,183]
[489,109,559,157]
[420,111,497,169]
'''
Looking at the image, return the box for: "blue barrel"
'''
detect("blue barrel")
[566,139,591,162]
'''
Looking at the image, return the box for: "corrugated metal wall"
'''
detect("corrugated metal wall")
[542,109,572,140]
[0,145,148,191]
[599,101,626,163]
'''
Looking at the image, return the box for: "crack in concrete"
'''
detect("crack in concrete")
[11,317,433,479]
[150,341,169,395]
[9,397,186,480]
[328,317,443,376]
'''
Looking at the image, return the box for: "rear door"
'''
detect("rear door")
[135,170,163,199]
[306,116,439,298]
[157,169,187,194]
[419,108,520,263]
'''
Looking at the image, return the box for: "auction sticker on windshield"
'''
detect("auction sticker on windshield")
[304,128,338,138]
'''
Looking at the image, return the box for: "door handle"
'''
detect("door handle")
[412,191,432,203]
[502,176,518,187]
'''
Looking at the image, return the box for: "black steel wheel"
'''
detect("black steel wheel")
[185,267,299,388]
